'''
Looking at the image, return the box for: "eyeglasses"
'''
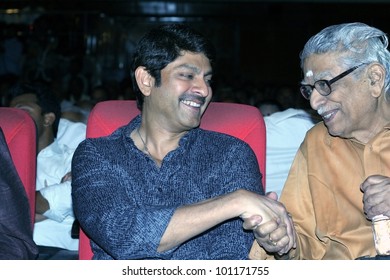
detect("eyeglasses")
[300,64,365,100]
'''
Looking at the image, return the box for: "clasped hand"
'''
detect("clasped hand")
[361,175,390,219]
[240,191,296,256]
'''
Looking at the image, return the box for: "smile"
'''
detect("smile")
[181,100,202,108]
[320,110,337,123]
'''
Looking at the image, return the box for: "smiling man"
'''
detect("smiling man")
[71,24,294,260]
[251,22,390,260]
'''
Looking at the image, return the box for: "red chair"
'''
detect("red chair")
[0,107,36,225]
[78,100,266,259]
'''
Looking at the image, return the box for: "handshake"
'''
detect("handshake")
[239,190,296,256]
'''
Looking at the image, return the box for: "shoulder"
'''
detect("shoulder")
[57,118,87,149]
[300,121,336,156]
[58,119,86,136]
[76,123,130,151]
[198,128,248,144]
[305,121,329,139]
[195,129,254,155]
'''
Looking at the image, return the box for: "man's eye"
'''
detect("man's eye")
[206,79,213,86]
[181,73,194,79]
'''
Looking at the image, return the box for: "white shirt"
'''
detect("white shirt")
[264,108,317,198]
[33,118,86,250]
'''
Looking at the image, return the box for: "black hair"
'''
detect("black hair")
[131,23,216,110]
[6,81,61,137]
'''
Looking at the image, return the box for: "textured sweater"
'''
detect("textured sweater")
[71,115,263,259]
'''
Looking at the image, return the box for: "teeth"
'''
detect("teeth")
[317,108,325,115]
[181,100,201,107]
[317,107,333,120]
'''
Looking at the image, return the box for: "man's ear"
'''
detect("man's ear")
[367,63,385,97]
[135,66,153,96]
[43,112,55,127]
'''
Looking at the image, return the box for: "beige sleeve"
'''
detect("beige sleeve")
[248,241,276,260]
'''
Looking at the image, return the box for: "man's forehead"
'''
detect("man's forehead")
[305,70,313,78]
[168,52,212,74]
[303,53,339,78]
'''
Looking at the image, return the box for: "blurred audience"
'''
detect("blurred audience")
[256,99,284,116]
[6,81,86,259]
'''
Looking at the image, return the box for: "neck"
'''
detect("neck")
[38,131,55,154]
[133,124,183,166]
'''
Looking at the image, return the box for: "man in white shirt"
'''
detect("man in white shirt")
[7,82,86,258]
[34,118,85,251]
[264,108,318,197]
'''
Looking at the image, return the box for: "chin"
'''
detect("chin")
[325,125,341,138]
[328,129,350,139]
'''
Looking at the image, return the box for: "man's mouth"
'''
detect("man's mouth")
[319,109,337,122]
[180,100,202,108]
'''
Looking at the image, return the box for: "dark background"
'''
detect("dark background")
[1,0,390,108]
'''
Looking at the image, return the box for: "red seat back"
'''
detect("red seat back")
[0,107,36,225]
[79,100,266,259]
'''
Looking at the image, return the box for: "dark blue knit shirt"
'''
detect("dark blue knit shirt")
[72,115,264,259]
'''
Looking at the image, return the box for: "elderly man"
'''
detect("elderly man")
[250,22,390,260]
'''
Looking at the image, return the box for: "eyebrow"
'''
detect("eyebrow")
[175,63,213,77]
[301,70,332,84]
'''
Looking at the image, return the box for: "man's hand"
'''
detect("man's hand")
[361,175,390,219]
[241,191,296,255]
[35,191,49,214]
[61,172,72,183]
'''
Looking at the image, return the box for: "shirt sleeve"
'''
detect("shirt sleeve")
[208,141,263,259]
[40,181,74,222]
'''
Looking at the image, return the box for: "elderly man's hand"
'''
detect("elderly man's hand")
[361,175,390,219]
[242,192,296,255]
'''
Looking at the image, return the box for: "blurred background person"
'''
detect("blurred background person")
[7,81,86,259]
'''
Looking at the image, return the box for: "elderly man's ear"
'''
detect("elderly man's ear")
[367,64,385,96]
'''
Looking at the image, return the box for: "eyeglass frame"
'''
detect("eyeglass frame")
[300,63,366,100]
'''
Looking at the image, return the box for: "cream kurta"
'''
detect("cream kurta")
[278,121,390,259]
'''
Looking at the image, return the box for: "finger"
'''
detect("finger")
[366,175,387,185]
[274,235,290,254]
[259,234,289,254]
[286,213,296,248]
[267,225,292,256]
[257,238,280,253]
[61,173,71,183]
[361,175,389,192]
[271,223,294,254]
[253,220,279,238]
[242,215,263,230]
[269,223,287,241]
[265,191,278,201]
